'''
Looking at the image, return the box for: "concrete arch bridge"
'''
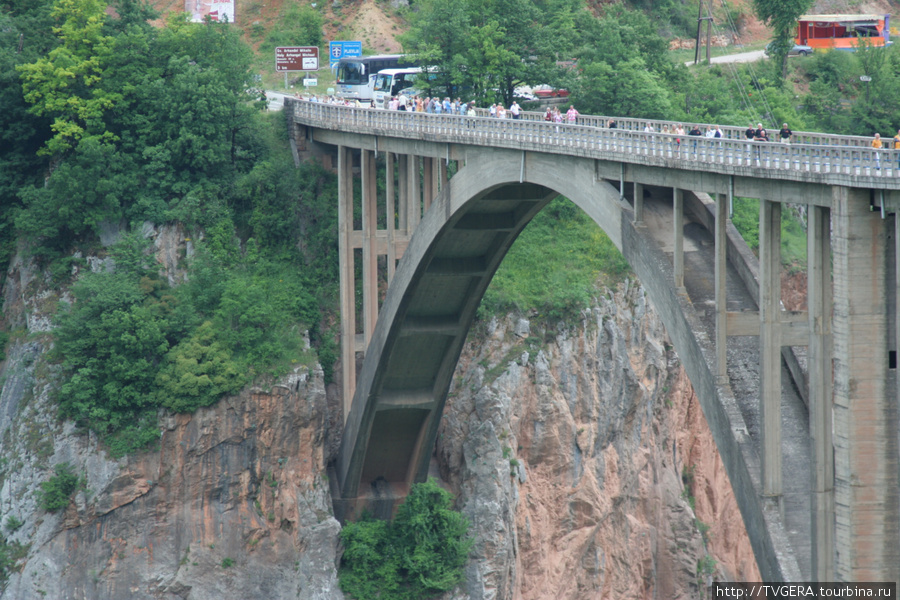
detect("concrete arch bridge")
[285,99,900,584]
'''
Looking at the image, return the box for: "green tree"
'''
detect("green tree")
[37,463,81,512]
[339,480,472,600]
[753,0,813,79]
[17,0,120,155]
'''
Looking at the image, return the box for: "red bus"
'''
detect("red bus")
[796,14,892,51]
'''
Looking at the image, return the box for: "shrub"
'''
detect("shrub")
[37,463,81,513]
[339,480,472,600]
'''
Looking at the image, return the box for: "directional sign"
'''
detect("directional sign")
[329,41,362,68]
[276,47,319,72]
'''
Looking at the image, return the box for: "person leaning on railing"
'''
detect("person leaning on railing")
[894,129,900,171]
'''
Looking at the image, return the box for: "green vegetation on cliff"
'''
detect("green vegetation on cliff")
[339,480,473,600]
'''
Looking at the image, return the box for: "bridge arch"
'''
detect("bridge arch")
[333,147,762,560]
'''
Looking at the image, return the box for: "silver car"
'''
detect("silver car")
[765,42,813,57]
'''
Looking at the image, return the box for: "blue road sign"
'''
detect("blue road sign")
[329,41,362,68]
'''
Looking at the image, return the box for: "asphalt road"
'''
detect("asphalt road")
[685,49,766,66]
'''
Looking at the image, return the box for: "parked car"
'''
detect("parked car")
[765,42,813,57]
[533,84,569,98]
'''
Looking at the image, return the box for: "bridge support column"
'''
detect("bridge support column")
[423,157,434,212]
[673,188,685,292]
[386,152,397,282]
[808,204,834,581]
[633,182,644,225]
[398,153,409,232]
[338,146,357,419]
[759,199,782,498]
[715,193,728,383]
[831,187,899,582]
[362,149,378,344]
[406,154,420,230]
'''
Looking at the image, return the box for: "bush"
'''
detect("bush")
[38,463,81,513]
[339,480,472,600]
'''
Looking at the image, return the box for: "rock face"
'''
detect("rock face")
[436,281,760,600]
[1,243,758,599]
[0,360,343,600]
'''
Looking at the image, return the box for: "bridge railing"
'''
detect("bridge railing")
[474,108,884,149]
[291,99,899,179]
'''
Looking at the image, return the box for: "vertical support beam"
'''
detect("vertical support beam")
[407,154,420,230]
[759,199,782,498]
[438,159,448,192]
[673,188,685,291]
[338,146,356,420]
[715,193,728,383]
[397,154,409,233]
[832,187,899,582]
[808,204,834,582]
[361,149,378,345]
[422,157,434,213]
[633,182,644,225]
[386,152,396,284]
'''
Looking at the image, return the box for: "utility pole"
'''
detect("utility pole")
[694,0,714,65]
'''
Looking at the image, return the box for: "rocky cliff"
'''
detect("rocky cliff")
[0,248,758,599]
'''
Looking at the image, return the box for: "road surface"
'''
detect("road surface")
[685,49,766,66]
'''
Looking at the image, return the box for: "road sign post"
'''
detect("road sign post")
[275,46,320,90]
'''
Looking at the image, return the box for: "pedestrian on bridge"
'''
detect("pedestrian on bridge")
[872,133,883,169]
[894,129,900,170]
[566,105,579,124]
[779,123,793,144]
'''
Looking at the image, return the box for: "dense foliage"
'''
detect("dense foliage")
[0,0,340,454]
[483,197,631,321]
[37,463,81,512]
[339,480,473,600]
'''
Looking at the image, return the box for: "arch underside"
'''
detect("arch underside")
[336,149,628,508]
[332,147,781,578]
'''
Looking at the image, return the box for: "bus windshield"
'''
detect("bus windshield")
[337,61,367,85]
[373,73,393,92]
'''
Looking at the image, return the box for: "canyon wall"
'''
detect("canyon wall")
[0,247,758,599]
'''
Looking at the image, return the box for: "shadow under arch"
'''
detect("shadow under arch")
[332,145,779,579]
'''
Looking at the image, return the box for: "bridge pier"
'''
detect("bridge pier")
[831,187,899,582]
[760,200,783,500]
[808,204,835,581]
[673,187,685,292]
[715,193,727,384]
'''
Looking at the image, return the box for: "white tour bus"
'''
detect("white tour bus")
[372,67,429,108]
[334,54,414,104]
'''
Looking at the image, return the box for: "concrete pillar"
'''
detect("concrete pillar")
[398,154,409,232]
[361,149,378,345]
[407,154,420,229]
[338,146,356,420]
[386,152,396,284]
[808,204,834,581]
[715,193,728,383]
[423,157,433,213]
[633,182,644,225]
[831,186,899,582]
[438,159,448,192]
[673,188,684,291]
[759,199,782,498]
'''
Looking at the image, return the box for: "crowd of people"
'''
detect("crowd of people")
[298,92,900,168]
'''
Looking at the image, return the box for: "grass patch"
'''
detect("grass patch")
[481,197,631,322]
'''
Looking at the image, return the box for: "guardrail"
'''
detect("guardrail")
[290,99,900,181]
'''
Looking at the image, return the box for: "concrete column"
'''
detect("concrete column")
[386,152,396,284]
[715,193,728,383]
[831,186,898,582]
[407,154,420,229]
[361,149,378,345]
[438,159,448,192]
[633,182,644,225]
[673,188,684,291]
[423,157,433,213]
[808,204,834,581]
[398,154,409,232]
[759,199,782,498]
[338,146,356,420]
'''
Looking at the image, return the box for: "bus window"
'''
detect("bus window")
[337,61,367,86]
